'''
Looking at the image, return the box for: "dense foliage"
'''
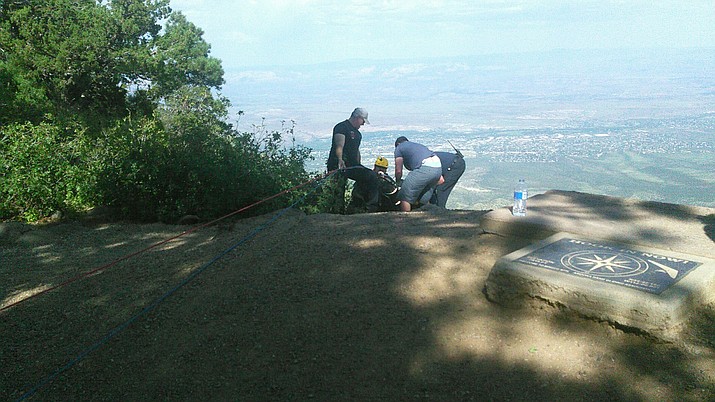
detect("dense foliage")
[1,0,319,222]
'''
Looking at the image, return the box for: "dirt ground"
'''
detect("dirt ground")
[1,207,714,401]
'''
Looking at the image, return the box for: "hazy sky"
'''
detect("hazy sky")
[169,0,714,69]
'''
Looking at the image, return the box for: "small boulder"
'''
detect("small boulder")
[82,206,119,223]
[177,215,200,225]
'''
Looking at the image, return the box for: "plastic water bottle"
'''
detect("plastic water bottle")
[513,179,527,216]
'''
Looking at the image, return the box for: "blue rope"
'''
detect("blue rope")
[16,173,334,401]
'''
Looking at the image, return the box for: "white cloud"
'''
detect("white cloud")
[382,64,429,79]
[226,31,256,45]
[229,71,281,82]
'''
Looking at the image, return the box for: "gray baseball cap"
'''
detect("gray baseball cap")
[351,107,370,124]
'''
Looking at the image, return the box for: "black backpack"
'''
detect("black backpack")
[375,172,400,212]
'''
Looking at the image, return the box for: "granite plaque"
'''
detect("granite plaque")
[516,238,702,294]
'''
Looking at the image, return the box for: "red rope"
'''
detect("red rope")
[1,171,336,313]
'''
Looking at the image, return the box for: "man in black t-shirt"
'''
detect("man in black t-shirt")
[327,107,368,170]
[325,108,369,214]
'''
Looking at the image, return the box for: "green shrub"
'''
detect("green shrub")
[93,116,169,221]
[0,121,99,221]
[90,106,320,223]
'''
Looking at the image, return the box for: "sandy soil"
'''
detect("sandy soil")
[1,208,714,401]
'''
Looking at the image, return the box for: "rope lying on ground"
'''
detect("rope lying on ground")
[1,170,337,314]
[15,171,335,401]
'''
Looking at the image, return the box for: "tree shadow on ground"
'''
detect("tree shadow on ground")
[1,207,714,400]
[701,214,715,243]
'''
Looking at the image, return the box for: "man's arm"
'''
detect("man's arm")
[332,133,346,169]
[395,157,404,182]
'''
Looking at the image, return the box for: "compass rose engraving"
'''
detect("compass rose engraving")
[515,238,700,294]
[561,251,649,277]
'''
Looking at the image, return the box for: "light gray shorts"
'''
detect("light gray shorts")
[398,165,442,204]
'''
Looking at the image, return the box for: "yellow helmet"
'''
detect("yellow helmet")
[374,156,389,168]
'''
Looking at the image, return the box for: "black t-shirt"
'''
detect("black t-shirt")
[327,120,362,170]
